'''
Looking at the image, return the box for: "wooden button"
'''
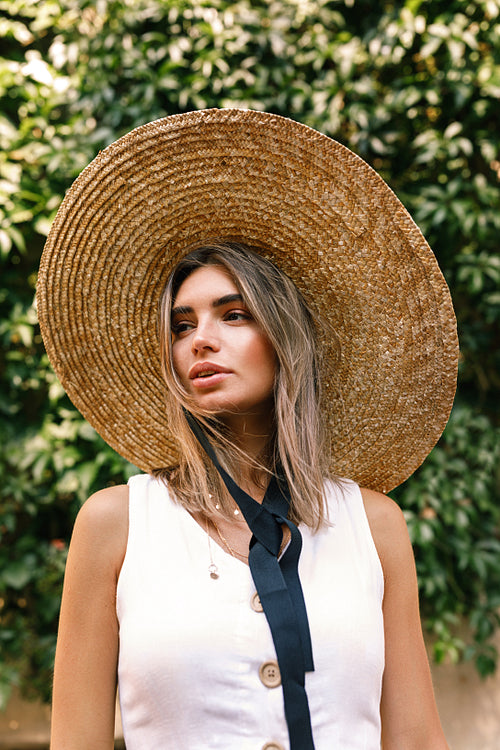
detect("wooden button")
[251,592,264,612]
[258,660,281,688]
[262,743,285,750]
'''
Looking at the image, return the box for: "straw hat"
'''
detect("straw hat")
[37,108,458,493]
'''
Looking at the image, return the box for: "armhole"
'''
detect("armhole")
[352,482,385,602]
[115,476,138,618]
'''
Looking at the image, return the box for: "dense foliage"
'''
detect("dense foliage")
[1,0,499,707]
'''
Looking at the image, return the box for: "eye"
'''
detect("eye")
[224,309,252,323]
[171,320,194,335]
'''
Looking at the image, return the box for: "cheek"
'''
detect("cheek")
[171,342,188,383]
[251,336,277,385]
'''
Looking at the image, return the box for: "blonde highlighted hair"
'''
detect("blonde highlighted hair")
[153,241,333,530]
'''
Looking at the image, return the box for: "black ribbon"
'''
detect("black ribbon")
[185,412,315,749]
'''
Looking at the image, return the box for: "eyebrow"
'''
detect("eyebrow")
[171,293,244,317]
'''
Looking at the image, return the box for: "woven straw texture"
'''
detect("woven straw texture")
[37,109,458,492]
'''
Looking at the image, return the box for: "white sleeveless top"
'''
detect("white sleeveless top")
[117,474,384,750]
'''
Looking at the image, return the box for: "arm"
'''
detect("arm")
[50,484,129,750]
[361,488,450,750]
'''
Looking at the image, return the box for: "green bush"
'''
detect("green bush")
[1,0,499,706]
[392,404,500,675]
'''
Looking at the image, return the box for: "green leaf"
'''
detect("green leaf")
[2,560,35,589]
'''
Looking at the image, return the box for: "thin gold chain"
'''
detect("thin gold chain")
[205,516,220,579]
[211,518,249,561]
[210,518,290,562]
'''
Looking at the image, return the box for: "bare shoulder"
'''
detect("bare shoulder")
[76,483,129,524]
[360,487,407,534]
[71,483,129,578]
[360,486,413,578]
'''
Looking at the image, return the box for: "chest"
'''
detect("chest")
[116,479,385,749]
[117,509,383,677]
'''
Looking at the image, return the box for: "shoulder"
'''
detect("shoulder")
[71,484,129,579]
[360,487,413,582]
[360,486,406,533]
[75,483,129,534]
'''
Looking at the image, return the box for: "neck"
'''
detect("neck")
[183,407,275,502]
[219,412,275,499]
[221,410,273,459]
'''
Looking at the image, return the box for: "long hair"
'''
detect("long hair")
[153,241,333,529]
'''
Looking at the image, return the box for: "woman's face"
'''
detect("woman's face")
[171,265,276,425]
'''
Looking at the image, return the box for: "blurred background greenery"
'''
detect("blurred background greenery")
[1,0,499,710]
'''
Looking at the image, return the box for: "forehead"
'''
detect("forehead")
[173,264,239,303]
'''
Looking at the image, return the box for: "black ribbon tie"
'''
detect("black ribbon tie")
[185,412,316,750]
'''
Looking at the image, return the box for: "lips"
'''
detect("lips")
[188,362,231,380]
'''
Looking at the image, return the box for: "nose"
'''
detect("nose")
[191,317,220,354]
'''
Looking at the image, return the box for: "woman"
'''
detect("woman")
[38,110,457,749]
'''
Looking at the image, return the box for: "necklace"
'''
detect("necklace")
[205,516,290,578]
[211,518,249,562]
[215,501,241,518]
[205,516,220,579]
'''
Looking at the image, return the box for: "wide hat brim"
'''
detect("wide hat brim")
[37,109,458,493]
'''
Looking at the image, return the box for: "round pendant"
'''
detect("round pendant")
[208,563,219,579]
